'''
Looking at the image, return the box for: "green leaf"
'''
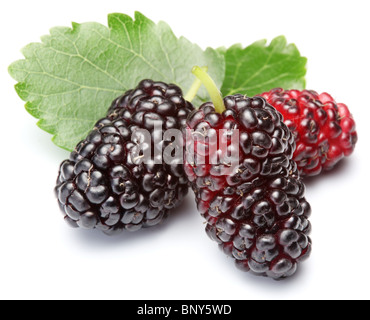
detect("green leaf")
[8,12,224,151]
[220,36,307,97]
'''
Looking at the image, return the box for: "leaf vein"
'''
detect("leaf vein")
[91,28,168,79]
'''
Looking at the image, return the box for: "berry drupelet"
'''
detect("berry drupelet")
[184,67,312,279]
[260,88,357,176]
[55,80,193,234]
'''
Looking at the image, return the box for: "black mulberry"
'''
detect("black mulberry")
[55,80,193,234]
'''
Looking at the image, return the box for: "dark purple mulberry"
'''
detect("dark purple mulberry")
[55,80,193,234]
[184,94,312,279]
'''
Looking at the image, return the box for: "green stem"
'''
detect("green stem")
[184,66,208,102]
[191,66,225,113]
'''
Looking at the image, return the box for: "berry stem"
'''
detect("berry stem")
[191,66,225,113]
[184,66,208,102]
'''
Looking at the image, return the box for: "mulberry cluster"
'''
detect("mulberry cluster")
[55,80,193,234]
[184,95,312,279]
[260,89,357,176]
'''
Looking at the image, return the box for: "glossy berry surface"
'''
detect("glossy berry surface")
[184,95,312,279]
[260,88,357,176]
[55,80,193,234]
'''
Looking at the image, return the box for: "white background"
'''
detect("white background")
[1,0,369,300]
